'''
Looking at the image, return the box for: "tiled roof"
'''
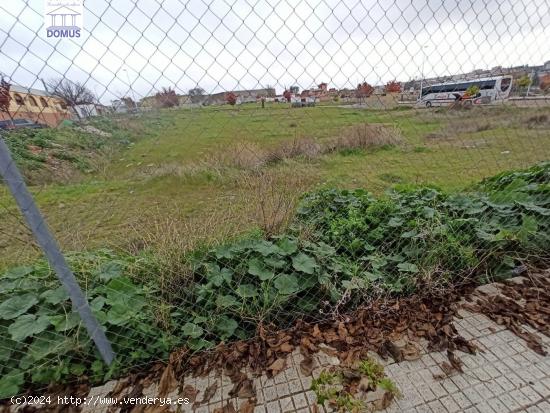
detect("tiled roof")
[10,84,51,97]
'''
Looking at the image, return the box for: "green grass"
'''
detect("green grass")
[1,103,549,268]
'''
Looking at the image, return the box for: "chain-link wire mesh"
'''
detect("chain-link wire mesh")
[1,0,549,406]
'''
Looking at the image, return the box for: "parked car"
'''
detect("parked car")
[0,119,46,130]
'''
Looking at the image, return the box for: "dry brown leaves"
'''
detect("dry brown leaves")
[199,382,218,405]
[157,365,177,397]
[463,272,550,356]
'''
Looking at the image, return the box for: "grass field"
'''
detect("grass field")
[1,103,549,269]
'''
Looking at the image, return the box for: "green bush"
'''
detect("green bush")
[0,250,177,398]
[293,162,549,285]
[0,162,548,397]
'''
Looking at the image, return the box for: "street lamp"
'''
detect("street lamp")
[419,45,429,99]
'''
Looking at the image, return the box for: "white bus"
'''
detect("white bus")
[418,75,513,108]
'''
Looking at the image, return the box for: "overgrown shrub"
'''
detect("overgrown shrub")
[0,251,177,397]
[0,163,548,397]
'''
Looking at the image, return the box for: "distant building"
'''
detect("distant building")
[139,93,190,109]
[0,84,71,127]
[111,99,136,113]
[301,82,330,100]
[203,88,275,105]
[73,103,108,119]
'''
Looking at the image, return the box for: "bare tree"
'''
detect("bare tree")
[188,87,205,104]
[46,78,95,119]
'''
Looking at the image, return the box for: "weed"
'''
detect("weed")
[325,123,402,153]
[357,358,385,383]
[311,371,342,406]
[334,393,365,411]
[240,170,308,236]
[378,377,401,397]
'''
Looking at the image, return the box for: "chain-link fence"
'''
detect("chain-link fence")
[1,0,549,407]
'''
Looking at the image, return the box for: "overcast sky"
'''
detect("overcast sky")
[1,0,549,103]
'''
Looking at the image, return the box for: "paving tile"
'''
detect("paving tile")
[265,400,281,412]
[484,380,505,397]
[520,385,544,404]
[497,392,521,412]
[535,401,550,412]
[487,397,509,413]
[473,382,494,400]
[415,404,433,413]
[262,386,278,402]
[495,376,516,392]
[427,399,446,413]
[451,392,473,411]
[440,378,459,394]
[276,382,291,399]
[506,372,527,389]
[509,388,533,409]
[438,395,461,413]
[462,386,483,405]
[292,393,308,409]
[279,396,294,412]
[475,402,495,413]
[416,383,437,403]
[287,378,303,394]
[529,363,548,380]
[450,374,470,390]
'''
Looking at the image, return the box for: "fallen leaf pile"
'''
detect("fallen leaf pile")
[463,270,550,356]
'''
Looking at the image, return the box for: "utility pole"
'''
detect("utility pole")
[419,45,429,99]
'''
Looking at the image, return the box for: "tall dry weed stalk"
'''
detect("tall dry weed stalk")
[239,169,309,236]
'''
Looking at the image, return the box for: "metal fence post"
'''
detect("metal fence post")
[0,135,115,365]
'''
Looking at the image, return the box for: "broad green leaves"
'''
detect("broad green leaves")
[8,314,50,341]
[215,316,238,338]
[41,287,69,305]
[397,263,419,273]
[274,274,300,295]
[0,293,38,320]
[292,253,317,274]
[278,238,298,255]
[237,284,259,298]
[216,294,239,308]
[182,322,204,338]
[0,252,175,397]
[0,370,24,399]
[248,258,275,280]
